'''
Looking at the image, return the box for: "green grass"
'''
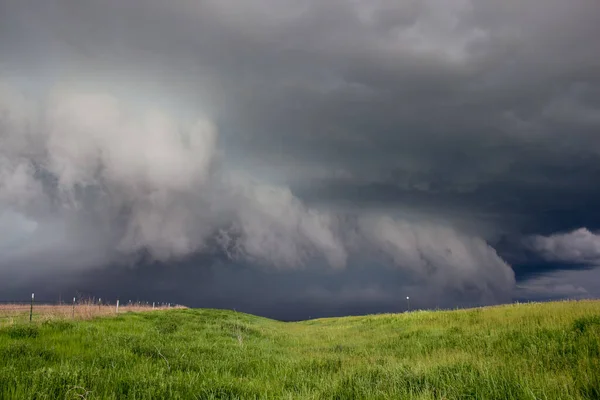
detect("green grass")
[1,301,599,399]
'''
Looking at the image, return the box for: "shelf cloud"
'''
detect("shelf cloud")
[0,0,598,315]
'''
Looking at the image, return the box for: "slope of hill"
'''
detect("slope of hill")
[1,301,599,399]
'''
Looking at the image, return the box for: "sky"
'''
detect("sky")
[0,0,599,320]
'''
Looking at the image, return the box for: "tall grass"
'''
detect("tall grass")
[1,300,599,399]
[0,301,180,327]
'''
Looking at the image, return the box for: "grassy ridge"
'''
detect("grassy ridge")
[1,301,599,399]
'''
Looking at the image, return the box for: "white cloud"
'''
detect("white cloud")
[526,228,600,265]
[0,83,347,268]
[222,173,348,268]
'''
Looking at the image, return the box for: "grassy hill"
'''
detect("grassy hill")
[1,301,599,399]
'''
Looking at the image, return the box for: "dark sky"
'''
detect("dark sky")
[1,0,599,319]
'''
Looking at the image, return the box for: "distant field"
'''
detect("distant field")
[1,301,599,399]
[0,303,180,326]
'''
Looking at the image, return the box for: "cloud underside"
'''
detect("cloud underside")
[0,87,514,304]
[1,0,599,309]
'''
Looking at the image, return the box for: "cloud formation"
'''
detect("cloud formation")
[0,83,515,304]
[526,228,600,265]
[515,277,590,301]
[0,0,599,313]
[0,86,345,268]
[356,216,513,301]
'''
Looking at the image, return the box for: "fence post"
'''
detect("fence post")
[98,298,101,311]
[72,297,76,319]
[116,299,119,314]
[30,293,34,322]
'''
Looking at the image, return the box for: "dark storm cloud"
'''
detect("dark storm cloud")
[1,0,599,316]
[2,255,506,320]
[2,0,598,194]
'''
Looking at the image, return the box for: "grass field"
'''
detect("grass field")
[1,300,599,399]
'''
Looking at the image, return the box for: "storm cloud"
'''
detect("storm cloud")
[0,0,599,316]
